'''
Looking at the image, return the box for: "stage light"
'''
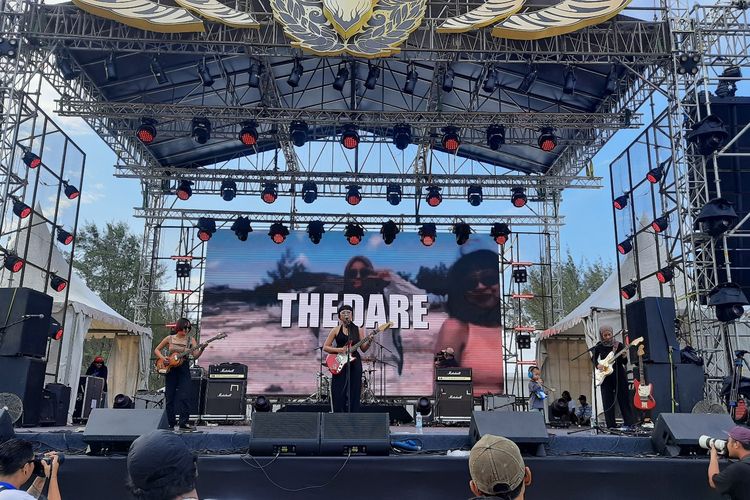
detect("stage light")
[197,61,214,87]
[197,217,216,242]
[380,220,399,245]
[442,66,455,92]
[518,64,537,93]
[604,63,619,94]
[442,126,460,153]
[333,64,349,91]
[269,222,289,244]
[301,180,318,204]
[467,185,483,206]
[386,183,402,206]
[290,121,308,147]
[511,187,527,208]
[365,62,380,90]
[261,182,278,204]
[651,216,669,233]
[453,222,471,245]
[486,124,505,151]
[687,115,728,156]
[113,394,134,409]
[538,127,557,152]
[220,179,237,201]
[516,333,532,350]
[176,261,191,278]
[709,283,749,322]
[192,117,212,144]
[419,223,437,246]
[50,273,67,292]
[307,220,325,244]
[176,180,193,200]
[563,66,576,95]
[416,396,432,416]
[677,52,701,75]
[22,150,41,169]
[56,54,79,81]
[617,237,633,255]
[150,56,168,84]
[248,59,261,88]
[341,124,359,149]
[483,66,498,93]
[656,266,674,284]
[620,283,637,300]
[613,194,629,210]
[346,184,361,205]
[393,124,412,150]
[403,63,418,94]
[136,118,157,144]
[287,58,304,88]
[231,216,253,241]
[253,395,272,413]
[12,198,31,219]
[63,181,80,200]
[426,185,442,207]
[696,198,739,237]
[491,223,511,245]
[56,228,74,246]
[104,52,118,81]
[513,268,527,283]
[646,166,664,184]
[3,254,23,273]
[48,319,63,341]
[239,121,258,146]
[345,223,364,245]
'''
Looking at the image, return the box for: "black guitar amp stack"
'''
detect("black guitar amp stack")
[202,363,247,421]
[434,367,473,423]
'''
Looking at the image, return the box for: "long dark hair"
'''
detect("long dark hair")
[446,249,501,327]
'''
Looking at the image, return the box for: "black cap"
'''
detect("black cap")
[127,430,195,490]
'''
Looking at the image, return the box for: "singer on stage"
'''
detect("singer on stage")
[323,305,372,413]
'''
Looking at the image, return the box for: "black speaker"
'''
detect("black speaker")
[249,412,321,456]
[636,363,706,418]
[73,376,104,423]
[435,382,473,422]
[469,411,549,456]
[0,409,14,443]
[203,380,246,420]
[44,383,71,426]
[0,356,46,427]
[625,297,679,363]
[320,413,390,456]
[651,413,735,456]
[0,287,53,357]
[39,389,56,426]
[82,408,170,452]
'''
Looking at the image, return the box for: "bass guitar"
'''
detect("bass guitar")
[594,336,643,386]
[633,344,656,410]
[155,333,227,375]
[326,322,393,375]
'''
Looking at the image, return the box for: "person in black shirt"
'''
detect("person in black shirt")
[708,425,750,500]
[592,325,634,429]
[435,347,459,368]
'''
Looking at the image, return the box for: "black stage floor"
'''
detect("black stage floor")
[13,425,726,499]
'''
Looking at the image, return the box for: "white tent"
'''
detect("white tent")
[1,211,152,420]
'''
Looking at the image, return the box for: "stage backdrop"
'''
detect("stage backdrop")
[200,230,502,396]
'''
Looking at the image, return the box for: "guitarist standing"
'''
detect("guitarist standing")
[323,305,372,413]
[592,325,635,429]
[154,318,204,430]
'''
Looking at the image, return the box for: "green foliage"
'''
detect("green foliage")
[415,263,449,296]
[265,248,306,282]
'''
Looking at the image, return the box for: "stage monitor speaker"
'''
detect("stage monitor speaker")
[249,412,321,456]
[0,409,14,443]
[636,363,706,418]
[320,412,390,456]
[83,408,169,453]
[625,297,679,363]
[469,411,549,456]
[0,287,53,358]
[651,413,735,456]
[202,380,246,420]
[0,356,46,427]
[435,382,473,423]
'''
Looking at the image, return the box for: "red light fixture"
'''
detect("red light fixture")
[441,126,460,153]
[426,185,442,207]
[419,223,436,246]
[491,223,511,245]
[50,274,68,292]
[22,150,41,169]
[656,266,674,283]
[239,121,258,146]
[3,254,24,273]
[621,283,637,299]
[49,319,63,340]
[12,199,31,219]
[346,184,362,205]
[651,216,669,233]
[57,228,74,246]
[511,187,527,208]
[176,180,193,200]
[538,127,557,152]
[646,166,664,184]
[136,118,157,144]
[345,223,364,245]
[617,237,633,255]
[341,125,359,149]
[63,182,80,200]
[261,182,278,204]
[197,217,217,242]
[269,222,289,244]
[613,194,629,210]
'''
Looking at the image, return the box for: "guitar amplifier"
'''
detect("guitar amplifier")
[202,380,246,421]
[73,376,104,423]
[208,363,248,380]
[436,367,472,381]
[435,381,474,423]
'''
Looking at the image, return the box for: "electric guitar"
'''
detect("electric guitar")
[633,344,656,410]
[155,333,227,375]
[326,322,393,375]
[594,337,643,386]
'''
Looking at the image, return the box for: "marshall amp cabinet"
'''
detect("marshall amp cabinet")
[203,363,247,421]
[208,363,248,380]
[435,368,473,423]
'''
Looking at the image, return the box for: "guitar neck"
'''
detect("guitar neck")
[349,330,375,351]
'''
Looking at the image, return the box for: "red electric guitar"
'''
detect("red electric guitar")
[633,344,656,410]
[326,322,393,375]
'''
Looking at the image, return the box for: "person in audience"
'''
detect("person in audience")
[468,434,532,499]
[708,425,750,500]
[0,438,61,500]
[127,430,199,500]
[575,395,592,426]
[561,391,575,415]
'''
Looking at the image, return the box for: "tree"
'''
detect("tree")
[415,263,449,297]
[265,248,306,283]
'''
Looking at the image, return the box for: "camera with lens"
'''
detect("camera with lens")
[32,453,65,477]
[699,435,727,455]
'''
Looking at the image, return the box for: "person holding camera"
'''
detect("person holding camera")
[708,426,750,500]
[0,438,61,500]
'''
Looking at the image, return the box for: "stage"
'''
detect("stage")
[13,424,727,499]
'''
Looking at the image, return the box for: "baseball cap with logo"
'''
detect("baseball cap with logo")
[469,434,525,496]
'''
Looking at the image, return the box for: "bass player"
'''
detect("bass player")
[592,325,635,429]
[154,318,204,431]
[323,305,372,413]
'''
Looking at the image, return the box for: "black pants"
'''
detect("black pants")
[165,363,191,426]
[331,359,362,413]
[600,370,635,428]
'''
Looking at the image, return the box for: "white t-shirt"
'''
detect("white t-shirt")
[0,489,35,499]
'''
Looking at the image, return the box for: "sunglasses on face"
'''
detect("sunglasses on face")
[469,270,500,287]
[346,268,372,279]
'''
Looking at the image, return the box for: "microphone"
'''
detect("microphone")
[22,314,45,319]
